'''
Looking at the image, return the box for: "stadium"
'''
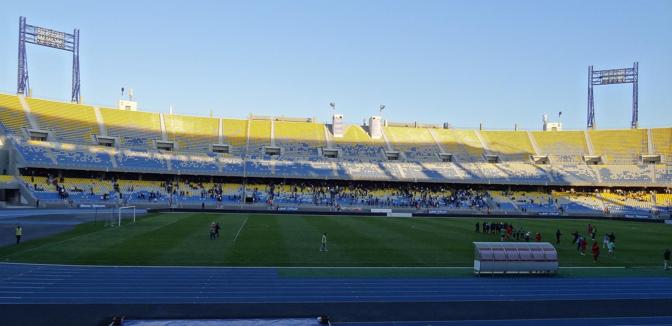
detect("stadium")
[1,3,672,326]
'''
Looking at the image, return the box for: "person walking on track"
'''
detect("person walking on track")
[15,225,22,245]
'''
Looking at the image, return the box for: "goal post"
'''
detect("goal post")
[117,206,136,227]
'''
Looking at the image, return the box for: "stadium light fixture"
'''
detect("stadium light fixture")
[587,62,639,129]
[17,16,81,103]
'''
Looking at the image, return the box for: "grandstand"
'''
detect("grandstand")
[274,119,325,159]
[384,126,440,161]
[0,92,670,219]
[164,114,219,152]
[651,127,672,161]
[531,130,588,163]
[432,129,485,162]
[480,130,535,162]
[99,107,162,149]
[333,124,387,161]
[589,129,649,164]
[0,93,30,135]
[247,118,272,158]
[221,118,249,156]
[26,98,98,145]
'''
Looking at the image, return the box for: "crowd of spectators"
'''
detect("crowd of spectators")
[19,172,670,217]
[264,181,491,210]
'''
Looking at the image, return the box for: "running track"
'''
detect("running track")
[1,263,672,325]
[1,263,671,304]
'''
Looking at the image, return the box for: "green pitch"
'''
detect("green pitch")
[1,213,671,271]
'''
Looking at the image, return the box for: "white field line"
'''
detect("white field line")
[233,216,248,242]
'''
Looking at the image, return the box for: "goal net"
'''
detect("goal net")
[106,206,136,227]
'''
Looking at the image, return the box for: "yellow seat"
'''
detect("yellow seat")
[0,93,31,134]
[589,129,647,164]
[432,129,484,162]
[480,131,534,162]
[99,108,162,148]
[165,114,218,152]
[532,130,588,163]
[27,98,99,145]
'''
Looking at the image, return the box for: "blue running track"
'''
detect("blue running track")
[1,263,671,325]
[1,263,671,304]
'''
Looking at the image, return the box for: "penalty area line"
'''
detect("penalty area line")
[233,216,248,242]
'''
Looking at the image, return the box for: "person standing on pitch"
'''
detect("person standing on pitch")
[209,222,216,240]
[555,229,562,244]
[15,225,22,245]
[214,222,221,239]
[664,248,670,270]
[320,232,328,252]
[591,241,600,263]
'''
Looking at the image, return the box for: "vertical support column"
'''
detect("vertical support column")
[17,16,29,96]
[218,118,223,144]
[631,62,639,129]
[587,65,595,129]
[71,28,81,103]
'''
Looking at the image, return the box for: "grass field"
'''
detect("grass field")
[1,213,671,270]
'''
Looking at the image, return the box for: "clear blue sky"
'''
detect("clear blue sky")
[0,0,670,130]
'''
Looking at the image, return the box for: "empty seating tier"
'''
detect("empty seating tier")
[384,126,439,161]
[480,131,534,162]
[651,128,671,160]
[532,130,588,163]
[221,118,248,155]
[274,120,325,158]
[164,114,219,152]
[432,129,485,162]
[247,119,271,157]
[27,98,98,145]
[333,125,386,161]
[589,129,648,164]
[0,93,30,134]
[99,107,162,149]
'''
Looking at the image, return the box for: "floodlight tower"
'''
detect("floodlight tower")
[17,16,81,103]
[587,62,639,129]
